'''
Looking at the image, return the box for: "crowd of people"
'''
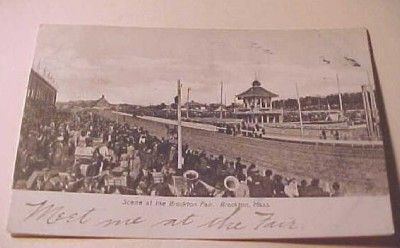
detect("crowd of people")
[216,122,345,141]
[216,122,265,138]
[14,110,342,197]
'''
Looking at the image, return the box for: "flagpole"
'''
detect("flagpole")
[220,81,223,119]
[224,90,227,106]
[295,83,304,136]
[177,80,183,170]
[233,96,237,114]
[336,73,343,112]
[224,86,227,118]
[186,87,190,119]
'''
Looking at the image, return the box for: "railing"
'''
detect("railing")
[237,106,272,111]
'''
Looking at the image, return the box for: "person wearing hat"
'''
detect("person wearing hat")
[246,163,257,179]
[136,180,150,195]
[51,135,64,168]
[227,161,236,176]
[284,178,299,197]
[184,170,210,197]
[234,157,246,182]
[298,179,308,197]
[41,168,59,191]
[77,130,88,147]
[149,173,173,197]
[247,168,264,197]
[222,176,240,197]
[262,169,274,197]
[272,174,286,197]
[304,178,327,197]
[235,177,250,197]
[330,182,341,197]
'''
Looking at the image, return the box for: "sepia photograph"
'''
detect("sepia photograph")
[12,25,389,199]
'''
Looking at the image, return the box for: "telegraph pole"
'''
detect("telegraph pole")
[220,81,223,119]
[186,87,191,119]
[177,80,183,169]
[336,73,343,112]
[296,83,304,136]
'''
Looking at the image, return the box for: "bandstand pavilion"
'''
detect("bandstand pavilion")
[235,79,283,125]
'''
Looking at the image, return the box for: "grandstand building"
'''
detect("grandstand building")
[235,79,283,125]
[26,69,57,106]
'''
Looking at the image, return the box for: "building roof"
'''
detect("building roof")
[186,100,206,107]
[93,95,112,108]
[236,80,278,99]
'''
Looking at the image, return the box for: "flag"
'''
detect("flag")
[344,56,361,67]
[320,56,331,64]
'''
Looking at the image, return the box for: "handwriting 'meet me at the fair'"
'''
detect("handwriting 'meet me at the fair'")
[23,200,298,231]
[24,200,95,225]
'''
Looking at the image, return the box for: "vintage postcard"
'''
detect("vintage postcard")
[7,25,394,239]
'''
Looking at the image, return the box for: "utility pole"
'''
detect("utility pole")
[177,80,183,170]
[220,81,223,119]
[233,96,237,113]
[336,73,343,112]
[224,87,227,118]
[186,87,191,119]
[296,83,304,136]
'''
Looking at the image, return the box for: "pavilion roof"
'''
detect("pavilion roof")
[236,80,278,99]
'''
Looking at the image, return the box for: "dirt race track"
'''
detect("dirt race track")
[101,110,389,196]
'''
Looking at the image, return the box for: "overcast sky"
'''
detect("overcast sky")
[32,25,374,105]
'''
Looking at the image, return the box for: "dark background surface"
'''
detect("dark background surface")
[1,0,399,247]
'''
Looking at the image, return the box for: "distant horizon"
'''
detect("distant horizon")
[54,89,364,107]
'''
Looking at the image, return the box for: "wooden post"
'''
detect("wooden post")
[233,96,237,113]
[186,87,190,119]
[177,80,183,169]
[220,81,223,119]
[336,73,343,112]
[296,83,304,136]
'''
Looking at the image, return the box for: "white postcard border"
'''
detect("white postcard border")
[7,190,394,239]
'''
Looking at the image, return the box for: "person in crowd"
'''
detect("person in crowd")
[184,170,211,197]
[227,161,236,176]
[298,179,308,197]
[262,169,274,197]
[86,156,101,177]
[321,130,327,140]
[234,157,246,182]
[222,176,238,197]
[272,174,286,197]
[334,130,340,140]
[247,163,257,179]
[284,178,299,197]
[304,178,329,197]
[98,142,110,160]
[150,172,174,196]
[51,135,64,168]
[77,130,88,147]
[136,181,150,195]
[235,176,250,197]
[330,182,341,197]
[247,168,265,197]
